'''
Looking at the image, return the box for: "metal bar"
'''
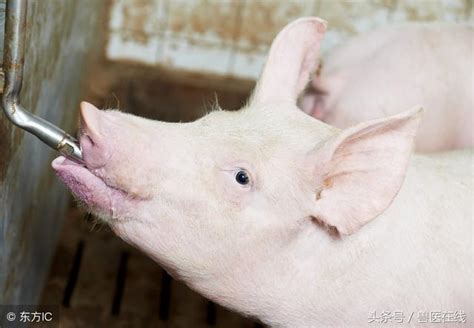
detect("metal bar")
[1,0,84,164]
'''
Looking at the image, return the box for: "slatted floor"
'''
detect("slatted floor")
[40,207,263,327]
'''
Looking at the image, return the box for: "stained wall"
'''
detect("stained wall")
[107,0,472,80]
[0,0,106,304]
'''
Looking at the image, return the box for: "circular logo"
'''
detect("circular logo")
[6,311,16,321]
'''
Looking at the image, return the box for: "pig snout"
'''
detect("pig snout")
[80,103,156,198]
[79,107,107,169]
[52,102,153,219]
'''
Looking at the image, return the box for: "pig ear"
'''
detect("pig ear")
[251,17,327,107]
[309,107,423,235]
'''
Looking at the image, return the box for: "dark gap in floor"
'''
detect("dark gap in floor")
[111,251,129,316]
[206,301,217,326]
[159,270,173,321]
[62,239,85,307]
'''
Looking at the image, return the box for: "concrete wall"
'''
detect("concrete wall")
[0,0,106,305]
[106,0,472,80]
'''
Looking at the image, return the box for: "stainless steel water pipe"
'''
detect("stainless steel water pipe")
[1,0,84,164]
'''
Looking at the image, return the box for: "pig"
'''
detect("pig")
[52,18,472,327]
[299,23,473,152]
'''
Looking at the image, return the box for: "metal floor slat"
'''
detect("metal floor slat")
[40,207,260,327]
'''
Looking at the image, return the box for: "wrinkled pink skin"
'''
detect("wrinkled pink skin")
[53,18,472,327]
[300,23,473,152]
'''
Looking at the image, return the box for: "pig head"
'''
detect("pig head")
[53,18,425,326]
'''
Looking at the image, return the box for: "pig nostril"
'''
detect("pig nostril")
[81,134,95,148]
[87,135,95,145]
[79,133,108,169]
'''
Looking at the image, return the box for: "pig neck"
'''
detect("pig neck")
[200,156,452,327]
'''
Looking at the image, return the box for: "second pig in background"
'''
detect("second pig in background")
[299,23,473,152]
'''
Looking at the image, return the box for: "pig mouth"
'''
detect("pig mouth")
[52,156,137,216]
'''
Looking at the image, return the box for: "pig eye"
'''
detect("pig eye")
[235,170,250,186]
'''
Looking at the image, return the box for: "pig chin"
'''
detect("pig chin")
[52,156,133,219]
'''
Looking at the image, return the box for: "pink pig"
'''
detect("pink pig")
[300,23,473,152]
[53,18,472,327]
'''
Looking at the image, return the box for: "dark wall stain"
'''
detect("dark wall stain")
[0,118,12,182]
